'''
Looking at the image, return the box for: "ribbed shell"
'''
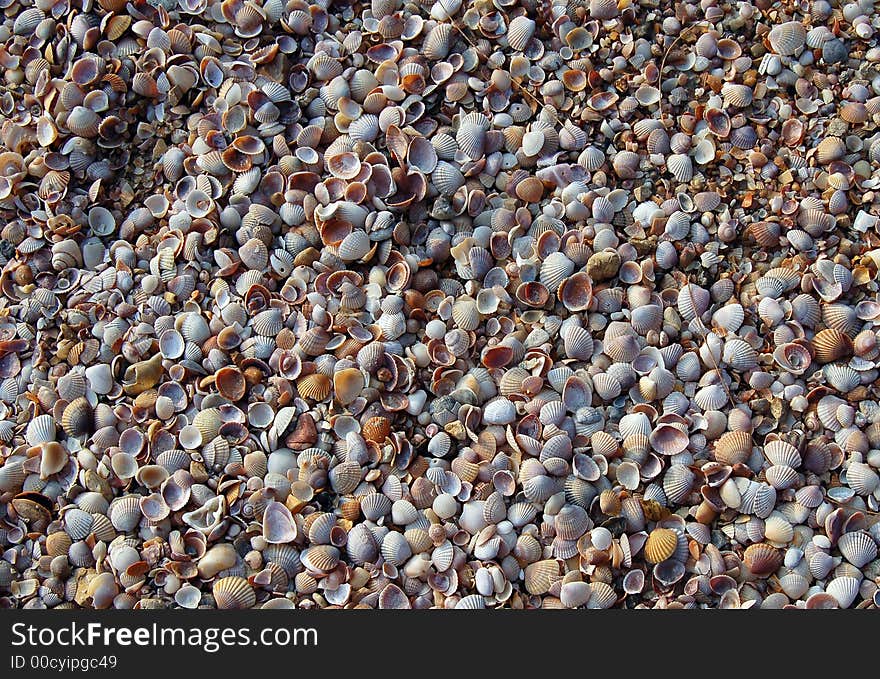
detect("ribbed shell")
[837,531,877,568]
[743,542,782,577]
[644,527,678,563]
[714,430,753,466]
[523,559,561,595]
[768,21,807,56]
[213,576,256,609]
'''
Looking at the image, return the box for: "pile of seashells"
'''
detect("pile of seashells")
[1,0,880,610]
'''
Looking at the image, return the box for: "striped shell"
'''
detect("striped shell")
[523,559,561,595]
[837,531,877,568]
[714,430,753,466]
[743,543,782,577]
[644,528,678,563]
[768,21,807,56]
[213,576,256,609]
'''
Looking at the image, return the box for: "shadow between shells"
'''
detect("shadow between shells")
[0,0,879,610]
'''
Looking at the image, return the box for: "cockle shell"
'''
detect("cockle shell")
[644,528,678,563]
[213,577,256,609]
[743,543,782,577]
[768,21,807,56]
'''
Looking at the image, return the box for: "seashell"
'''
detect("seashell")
[643,528,678,565]
[764,440,801,468]
[722,339,758,371]
[663,464,695,503]
[824,364,859,393]
[423,23,454,60]
[540,252,575,292]
[378,583,411,609]
[677,284,709,321]
[612,150,640,178]
[589,0,619,20]
[768,21,807,56]
[816,137,846,164]
[630,305,663,335]
[524,559,561,595]
[712,303,744,333]
[694,384,728,411]
[380,532,412,566]
[507,16,536,52]
[213,577,256,609]
[826,576,860,609]
[743,542,782,577]
[360,493,392,521]
[812,329,853,364]
[650,425,689,456]
[666,153,693,182]
[714,430,752,466]
[26,414,56,446]
[451,297,480,331]
[837,531,877,568]
[555,505,590,540]
[263,501,297,544]
[586,581,617,609]
[109,495,142,532]
[216,366,246,401]
[347,524,379,565]
[338,230,372,262]
[334,368,365,406]
[62,508,94,541]
[560,581,592,608]
[846,461,879,495]
[763,514,793,545]
[773,342,812,375]
[563,325,594,361]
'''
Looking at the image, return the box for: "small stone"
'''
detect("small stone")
[586,250,622,281]
[822,39,848,64]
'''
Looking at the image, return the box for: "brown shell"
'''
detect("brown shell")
[523,559,561,595]
[713,430,753,466]
[743,542,782,577]
[811,328,853,363]
[212,576,256,609]
[362,416,391,442]
[296,373,332,401]
[215,366,247,401]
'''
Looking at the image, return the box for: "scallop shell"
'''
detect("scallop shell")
[837,531,877,568]
[507,16,536,52]
[722,339,758,371]
[213,576,256,609]
[108,495,142,532]
[63,508,95,541]
[422,23,454,60]
[663,464,695,503]
[768,21,807,56]
[380,531,412,566]
[523,559,561,595]
[826,576,860,608]
[26,414,56,446]
[714,430,753,466]
[554,505,590,540]
[743,542,782,577]
[846,461,880,495]
[347,523,379,565]
[296,373,331,401]
[812,328,853,364]
[586,581,617,609]
[644,527,678,563]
